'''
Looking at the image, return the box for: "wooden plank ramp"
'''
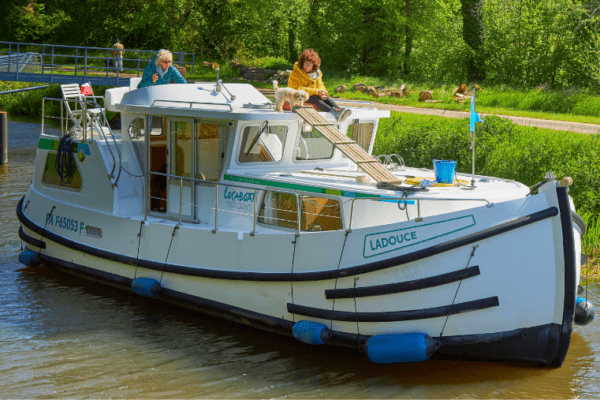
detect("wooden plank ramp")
[293,106,402,184]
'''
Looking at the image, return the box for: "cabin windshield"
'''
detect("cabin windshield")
[238,125,288,163]
[295,127,335,160]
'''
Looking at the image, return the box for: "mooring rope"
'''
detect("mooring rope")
[439,245,478,338]
[37,206,56,258]
[160,225,179,285]
[133,220,144,280]
[353,277,361,349]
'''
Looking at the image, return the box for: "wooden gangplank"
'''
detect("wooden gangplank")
[294,106,402,184]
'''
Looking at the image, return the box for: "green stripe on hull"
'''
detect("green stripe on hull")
[38,138,88,155]
[38,138,60,151]
[224,174,378,199]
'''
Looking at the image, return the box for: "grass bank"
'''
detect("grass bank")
[187,57,600,125]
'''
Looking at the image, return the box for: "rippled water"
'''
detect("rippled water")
[1,120,600,398]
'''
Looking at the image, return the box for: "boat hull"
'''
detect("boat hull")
[16,183,578,367]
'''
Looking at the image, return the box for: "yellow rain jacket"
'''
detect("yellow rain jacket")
[287,62,327,97]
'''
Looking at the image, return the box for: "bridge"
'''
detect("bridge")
[0,41,195,87]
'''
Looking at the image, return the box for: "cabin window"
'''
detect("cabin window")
[149,116,164,138]
[128,118,145,138]
[238,125,287,163]
[129,118,146,171]
[169,120,193,178]
[294,128,334,160]
[258,191,343,231]
[258,191,298,230]
[196,123,228,180]
[42,152,82,190]
[301,196,343,231]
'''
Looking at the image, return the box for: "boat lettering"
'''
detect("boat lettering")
[224,186,255,203]
[46,213,85,233]
[370,231,417,251]
[223,186,255,213]
[363,215,476,258]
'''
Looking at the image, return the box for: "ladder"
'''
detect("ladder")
[293,106,402,184]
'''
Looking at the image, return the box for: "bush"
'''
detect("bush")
[375,113,600,217]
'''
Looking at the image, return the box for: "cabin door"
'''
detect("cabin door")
[195,121,230,181]
[167,118,196,221]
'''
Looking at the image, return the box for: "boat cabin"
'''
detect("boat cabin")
[100,82,391,230]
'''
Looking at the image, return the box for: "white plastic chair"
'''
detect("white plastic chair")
[60,83,105,131]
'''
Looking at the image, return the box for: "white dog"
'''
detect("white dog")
[273,80,309,112]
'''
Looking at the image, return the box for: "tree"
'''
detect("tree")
[461,0,485,81]
[1,0,69,43]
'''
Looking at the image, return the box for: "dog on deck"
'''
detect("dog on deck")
[273,80,309,112]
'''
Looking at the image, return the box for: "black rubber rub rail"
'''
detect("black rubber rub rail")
[18,225,46,249]
[287,296,499,322]
[325,266,480,299]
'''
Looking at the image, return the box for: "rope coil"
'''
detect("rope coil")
[55,134,75,185]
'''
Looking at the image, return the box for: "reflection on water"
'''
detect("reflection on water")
[1,120,599,398]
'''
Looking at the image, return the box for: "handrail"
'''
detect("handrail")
[334,98,377,109]
[147,172,302,236]
[40,96,122,186]
[146,171,490,235]
[151,99,233,111]
[85,98,122,185]
[346,196,491,231]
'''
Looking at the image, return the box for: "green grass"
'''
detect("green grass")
[376,112,600,215]
[189,56,600,124]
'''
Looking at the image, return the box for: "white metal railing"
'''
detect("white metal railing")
[147,172,304,236]
[345,196,491,231]
[146,171,490,235]
[41,97,122,185]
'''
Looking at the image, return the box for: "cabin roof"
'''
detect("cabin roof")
[104,82,390,121]
[121,82,270,108]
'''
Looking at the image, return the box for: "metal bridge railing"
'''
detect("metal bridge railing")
[0,41,195,86]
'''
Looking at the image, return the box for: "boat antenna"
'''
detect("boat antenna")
[213,64,236,101]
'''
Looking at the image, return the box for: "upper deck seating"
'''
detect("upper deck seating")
[60,83,105,131]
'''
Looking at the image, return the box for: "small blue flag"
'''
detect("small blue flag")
[470,92,483,132]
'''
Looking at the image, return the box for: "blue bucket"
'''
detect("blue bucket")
[433,159,456,184]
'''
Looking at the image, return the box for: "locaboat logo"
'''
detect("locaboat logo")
[223,186,255,213]
[363,215,476,258]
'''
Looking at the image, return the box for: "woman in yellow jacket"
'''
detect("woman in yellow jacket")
[288,49,351,122]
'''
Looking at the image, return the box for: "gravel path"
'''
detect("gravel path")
[360,102,600,135]
[257,88,599,134]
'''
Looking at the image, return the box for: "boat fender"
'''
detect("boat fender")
[131,277,161,298]
[18,250,40,268]
[364,333,440,364]
[292,320,332,345]
[574,297,595,326]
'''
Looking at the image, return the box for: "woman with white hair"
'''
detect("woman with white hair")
[137,49,186,88]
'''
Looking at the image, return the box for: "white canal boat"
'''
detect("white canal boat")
[16,77,595,366]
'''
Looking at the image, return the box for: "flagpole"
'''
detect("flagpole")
[471,90,476,189]
[469,86,483,190]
